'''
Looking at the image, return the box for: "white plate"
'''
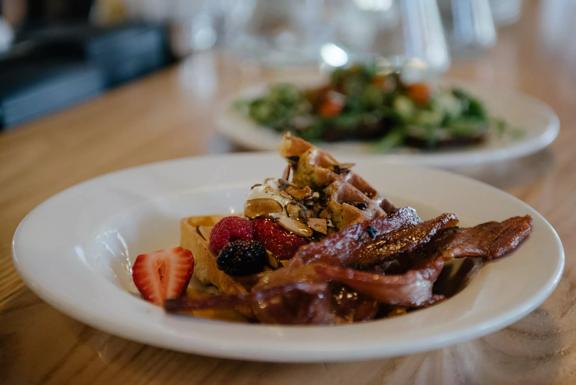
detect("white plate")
[12,154,564,362]
[217,79,559,167]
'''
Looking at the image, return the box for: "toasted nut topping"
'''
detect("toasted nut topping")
[318,209,331,219]
[244,198,283,218]
[276,215,313,237]
[285,185,313,200]
[286,201,306,220]
[279,190,293,200]
[307,218,328,234]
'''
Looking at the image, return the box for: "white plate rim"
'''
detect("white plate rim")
[12,153,565,362]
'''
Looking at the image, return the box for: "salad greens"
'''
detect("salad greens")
[236,64,510,150]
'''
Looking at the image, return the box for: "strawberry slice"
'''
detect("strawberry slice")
[131,247,194,306]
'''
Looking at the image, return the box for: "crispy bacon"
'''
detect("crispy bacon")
[165,282,335,324]
[253,259,319,290]
[318,215,532,307]
[294,207,422,265]
[251,282,334,324]
[330,284,380,322]
[349,213,458,268]
[438,215,533,261]
[168,214,533,324]
[314,256,445,307]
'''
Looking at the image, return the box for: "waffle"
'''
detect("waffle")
[279,133,393,229]
[180,216,248,296]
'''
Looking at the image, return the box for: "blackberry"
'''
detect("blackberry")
[216,240,267,276]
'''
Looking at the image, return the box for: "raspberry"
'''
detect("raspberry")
[252,218,308,260]
[209,216,254,255]
[217,240,267,276]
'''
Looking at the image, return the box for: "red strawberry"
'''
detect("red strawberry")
[132,247,194,305]
[209,216,254,255]
[252,218,309,260]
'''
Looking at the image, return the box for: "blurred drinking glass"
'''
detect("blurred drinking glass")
[489,0,522,26]
[439,0,497,55]
[123,0,221,57]
[223,0,331,67]
[223,0,450,79]
[325,0,450,77]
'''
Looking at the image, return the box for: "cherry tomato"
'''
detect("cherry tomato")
[319,92,345,118]
[406,83,430,105]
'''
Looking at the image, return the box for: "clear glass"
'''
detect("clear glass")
[489,0,522,26]
[222,0,450,75]
[326,0,450,75]
[439,0,497,55]
[122,0,222,56]
[223,0,332,67]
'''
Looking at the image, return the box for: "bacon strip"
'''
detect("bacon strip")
[330,284,380,322]
[165,282,335,324]
[349,213,458,268]
[295,207,422,265]
[167,215,533,324]
[314,256,445,307]
[439,215,533,261]
[251,282,334,324]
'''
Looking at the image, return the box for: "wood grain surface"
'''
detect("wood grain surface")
[1,1,575,384]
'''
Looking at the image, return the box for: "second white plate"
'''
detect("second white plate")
[217,79,559,167]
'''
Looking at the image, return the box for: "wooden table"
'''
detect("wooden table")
[1,2,575,384]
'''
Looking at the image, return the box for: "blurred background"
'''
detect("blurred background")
[0,0,532,130]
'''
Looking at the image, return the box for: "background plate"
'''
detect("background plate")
[217,79,559,167]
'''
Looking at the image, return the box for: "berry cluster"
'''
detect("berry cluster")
[209,215,308,276]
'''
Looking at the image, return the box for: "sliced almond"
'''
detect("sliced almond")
[244,198,283,218]
[286,201,306,220]
[307,218,328,234]
[285,185,313,200]
[279,190,294,200]
[318,208,331,219]
[276,215,313,238]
